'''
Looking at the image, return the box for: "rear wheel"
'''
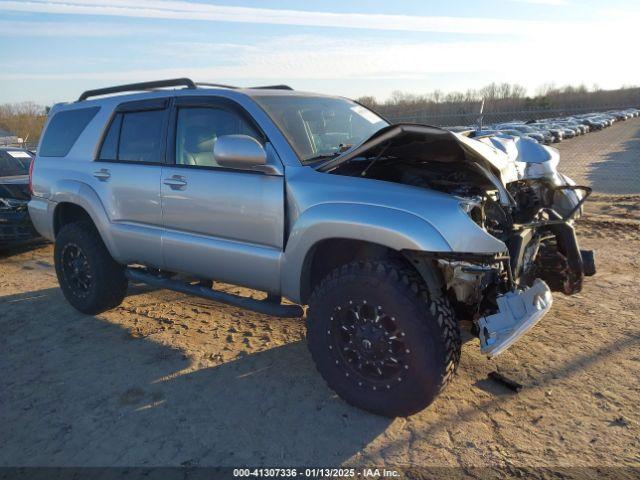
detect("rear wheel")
[306,260,460,417]
[54,222,128,314]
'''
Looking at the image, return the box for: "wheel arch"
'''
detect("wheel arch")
[53,202,94,236]
[298,238,396,304]
[281,203,452,304]
[49,181,121,262]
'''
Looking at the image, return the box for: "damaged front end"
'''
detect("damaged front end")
[407,250,555,357]
[320,124,594,356]
[478,278,552,356]
[0,197,38,246]
[0,176,38,247]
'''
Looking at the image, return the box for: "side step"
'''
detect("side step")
[125,268,304,318]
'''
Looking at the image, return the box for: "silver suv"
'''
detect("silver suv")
[29,78,594,417]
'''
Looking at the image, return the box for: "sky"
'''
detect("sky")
[0,0,638,104]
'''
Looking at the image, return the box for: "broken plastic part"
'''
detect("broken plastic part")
[478,278,552,357]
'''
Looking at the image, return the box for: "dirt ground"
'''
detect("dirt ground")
[1,126,639,477]
[556,117,640,194]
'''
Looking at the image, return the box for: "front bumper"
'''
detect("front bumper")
[478,279,553,357]
[0,205,39,245]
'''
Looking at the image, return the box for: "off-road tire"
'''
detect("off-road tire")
[306,260,461,417]
[54,222,128,314]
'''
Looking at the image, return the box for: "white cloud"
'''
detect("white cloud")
[0,19,162,36]
[1,2,638,102]
[1,33,637,94]
[0,0,597,35]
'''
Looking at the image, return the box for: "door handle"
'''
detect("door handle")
[93,168,111,181]
[163,175,187,190]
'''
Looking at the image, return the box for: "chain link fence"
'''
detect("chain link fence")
[379,106,640,195]
[3,106,639,194]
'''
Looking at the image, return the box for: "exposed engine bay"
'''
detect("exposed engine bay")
[319,124,595,355]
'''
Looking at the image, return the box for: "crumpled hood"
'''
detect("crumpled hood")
[476,134,562,181]
[317,123,517,205]
[317,123,516,182]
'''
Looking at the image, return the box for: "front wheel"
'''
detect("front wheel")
[54,222,128,314]
[306,260,460,417]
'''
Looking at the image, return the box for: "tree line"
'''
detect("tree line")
[357,83,640,124]
[0,102,48,145]
[1,84,639,144]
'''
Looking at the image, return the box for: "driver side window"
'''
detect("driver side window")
[175,107,260,167]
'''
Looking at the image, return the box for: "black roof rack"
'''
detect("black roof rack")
[249,85,294,90]
[77,78,295,101]
[78,78,196,101]
[196,82,239,89]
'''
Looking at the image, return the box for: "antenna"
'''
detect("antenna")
[478,98,485,131]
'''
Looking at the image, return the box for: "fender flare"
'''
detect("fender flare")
[50,180,124,262]
[280,203,452,303]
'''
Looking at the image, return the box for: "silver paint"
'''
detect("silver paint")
[31,86,518,305]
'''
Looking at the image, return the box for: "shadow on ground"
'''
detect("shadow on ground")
[587,128,640,194]
[0,288,391,467]
[0,239,49,260]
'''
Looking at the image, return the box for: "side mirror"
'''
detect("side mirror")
[213,135,268,171]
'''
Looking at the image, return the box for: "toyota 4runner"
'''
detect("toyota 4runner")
[29,78,594,417]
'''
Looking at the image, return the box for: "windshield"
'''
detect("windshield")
[0,150,33,177]
[252,95,388,164]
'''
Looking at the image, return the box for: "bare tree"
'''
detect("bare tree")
[0,102,48,144]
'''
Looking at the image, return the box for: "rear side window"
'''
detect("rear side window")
[99,109,166,163]
[39,107,99,157]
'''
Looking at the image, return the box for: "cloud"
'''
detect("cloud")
[0,0,592,35]
[0,19,162,36]
[1,2,638,102]
[1,33,637,92]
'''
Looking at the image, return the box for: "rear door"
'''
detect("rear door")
[160,96,285,292]
[91,98,169,268]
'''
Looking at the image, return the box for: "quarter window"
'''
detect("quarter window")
[175,107,260,167]
[39,107,99,157]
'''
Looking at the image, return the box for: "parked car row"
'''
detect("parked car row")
[450,108,639,145]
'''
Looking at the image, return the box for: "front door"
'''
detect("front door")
[160,97,285,293]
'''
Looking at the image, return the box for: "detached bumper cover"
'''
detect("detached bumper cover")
[478,279,553,357]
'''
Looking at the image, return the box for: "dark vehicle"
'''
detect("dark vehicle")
[0,147,38,246]
[573,116,604,131]
[608,111,629,121]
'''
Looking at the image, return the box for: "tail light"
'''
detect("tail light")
[28,156,35,196]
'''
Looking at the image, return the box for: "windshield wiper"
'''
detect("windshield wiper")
[305,144,356,164]
[304,153,341,163]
